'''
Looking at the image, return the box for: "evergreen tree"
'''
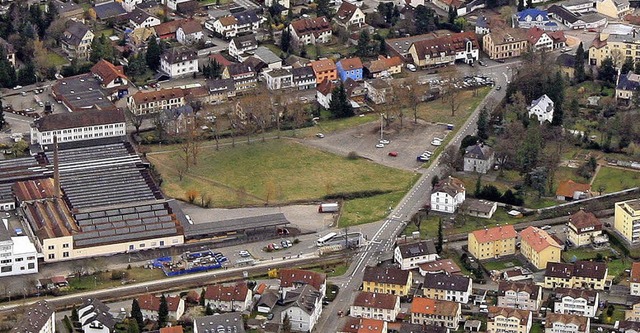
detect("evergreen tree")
[635,61,640,75]
[448,5,457,24]
[356,30,370,57]
[517,0,525,11]
[280,28,292,54]
[474,176,482,197]
[477,106,489,140]
[17,61,36,86]
[597,57,617,84]
[574,42,586,82]
[431,175,439,189]
[127,53,147,77]
[45,0,58,27]
[622,57,634,75]
[71,305,79,322]
[146,37,162,71]
[205,304,214,315]
[127,320,140,333]
[131,299,144,331]
[436,218,443,254]
[158,295,169,327]
[550,71,565,126]
[415,5,437,34]
[316,0,332,19]
[199,289,206,307]
[379,37,387,55]
[328,84,354,118]
[211,59,222,79]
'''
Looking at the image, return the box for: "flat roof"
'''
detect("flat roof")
[12,236,37,255]
[183,213,290,238]
[52,73,116,112]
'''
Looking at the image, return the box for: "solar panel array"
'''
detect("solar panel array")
[44,142,162,209]
[73,202,179,247]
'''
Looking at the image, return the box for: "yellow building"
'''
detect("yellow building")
[519,226,562,270]
[468,225,517,260]
[362,266,412,296]
[589,33,640,67]
[482,28,529,60]
[544,261,609,290]
[596,0,631,19]
[614,199,640,244]
[487,307,532,333]
[567,210,606,247]
[626,302,640,321]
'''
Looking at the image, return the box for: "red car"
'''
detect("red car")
[588,28,597,32]
[388,151,398,157]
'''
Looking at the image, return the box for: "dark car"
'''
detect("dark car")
[388,151,398,157]
[496,59,505,63]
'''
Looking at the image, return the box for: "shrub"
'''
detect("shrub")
[111,270,129,281]
[347,151,360,160]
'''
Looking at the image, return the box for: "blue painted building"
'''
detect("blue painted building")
[515,8,560,30]
[336,57,364,82]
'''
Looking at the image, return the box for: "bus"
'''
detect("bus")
[316,232,337,247]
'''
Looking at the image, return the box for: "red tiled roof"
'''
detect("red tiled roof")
[568,210,601,231]
[520,226,562,253]
[631,262,640,284]
[471,225,517,243]
[154,20,182,37]
[488,306,531,326]
[336,2,358,21]
[556,179,591,198]
[338,57,363,70]
[209,53,234,67]
[354,292,398,310]
[217,15,238,27]
[178,19,202,34]
[159,326,184,333]
[131,88,184,105]
[204,283,249,302]
[309,58,336,74]
[411,297,459,316]
[527,26,546,45]
[91,59,127,86]
[280,269,326,291]
[411,31,478,60]
[138,294,182,312]
[290,16,331,37]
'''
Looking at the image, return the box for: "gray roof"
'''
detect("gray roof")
[257,291,279,309]
[129,8,154,25]
[63,21,91,47]
[398,323,448,333]
[12,301,54,333]
[396,239,437,259]
[556,53,576,67]
[183,213,290,238]
[465,198,496,214]
[292,66,315,81]
[464,143,493,160]
[548,5,579,23]
[207,78,236,93]
[423,273,471,292]
[282,284,322,315]
[231,34,258,49]
[195,313,246,333]
[386,33,435,56]
[498,281,541,299]
[617,72,640,91]
[162,47,198,64]
[51,73,115,112]
[233,9,260,26]
[0,213,10,242]
[93,2,127,19]
[252,46,282,65]
[53,0,82,14]
[78,298,116,330]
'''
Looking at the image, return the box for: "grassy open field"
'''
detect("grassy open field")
[148,139,417,211]
[592,166,640,193]
[68,267,166,292]
[482,258,524,271]
[562,247,630,278]
[49,53,69,67]
[417,87,491,127]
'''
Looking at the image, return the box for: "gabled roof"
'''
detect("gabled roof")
[336,2,359,22]
[160,326,184,333]
[631,262,640,284]
[353,292,398,310]
[548,30,566,43]
[342,318,386,333]
[498,281,541,300]
[194,313,245,333]
[154,20,182,36]
[556,179,590,197]
[204,282,249,302]
[617,71,640,91]
[471,225,517,243]
[131,88,185,105]
[488,306,531,325]
[93,2,127,19]
[545,261,607,280]
[217,15,239,27]
[280,269,326,291]
[309,58,337,74]
[138,294,183,312]
[410,297,459,316]
[178,19,202,34]
[363,266,411,285]
[419,259,461,275]
[12,301,54,333]
[128,8,155,25]
[568,210,601,231]
[282,284,322,314]
[290,16,331,37]
[396,239,437,259]
[556,53,576,67]
[34,108,125,132]
[464,143,493,160]
[411,32,478,60]
[161,47,198,64]
[338,57,364,70]
[252,46,282,65]
[433,176,465,198]
[489,28,528,45]
[63,21,91,47]
[366,56,403,73]
[207,78,236,93]
[517,8,550,22]
[233,9,260,26]
[91,60,127,86]
[554,287,598,303]
[527,26,548,45]
[209,53,235,67]
[520,226,562,253]
[317,79,335,96]
[78,298,116,329]
[529,94,554,112]
[227,62,256,77]
[548,5,579,24]
[423,273,471,292]
[231,35,258,49]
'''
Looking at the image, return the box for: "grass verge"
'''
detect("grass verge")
[68,267,166,292]
[592,166,640,193]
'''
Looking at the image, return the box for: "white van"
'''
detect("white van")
[406,64,417,72]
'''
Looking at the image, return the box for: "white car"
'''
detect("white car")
[239,250,251,257]
[423,151,433,156]
[431,139,442,146]
[316,133,325,138]
[379,139,390,144]
[375,143,385,148]
[12,85,22,90]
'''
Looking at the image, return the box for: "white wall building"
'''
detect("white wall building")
[281,285,323,332]
[121,0,143,12]
[30,108,126,148]
[528,94,554,123]
[160,48,199,78]
[430,176,466,213]
[166,0,192,11]
[350,292,401,321]
[78,298,116,333]
[394,240,439,270]
[13,301,55,333]
[0,220,38,277]
[545,313,590,333]
[554,288,599,318]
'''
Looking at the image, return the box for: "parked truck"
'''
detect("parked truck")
[318,203,339,213]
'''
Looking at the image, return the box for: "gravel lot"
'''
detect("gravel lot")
[303,119,451,171]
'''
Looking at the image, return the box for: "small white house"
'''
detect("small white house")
[553,288,599,318]
[527,94,554,124]
[176,20,203,45]
[280,285,323,332]
[430,176,466,213]
[78,298,116,333]
[203,282,253,312]
[394,240,439,270]
[350,292,401,322]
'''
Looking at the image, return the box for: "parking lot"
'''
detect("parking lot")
[305,119,451,171]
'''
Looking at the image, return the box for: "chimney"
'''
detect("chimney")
[53,135,61,198]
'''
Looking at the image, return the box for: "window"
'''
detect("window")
[48,245,54,250]
[1,266,11,273]
[48,254,55,259]
[63,243,69,248]
[15,258,23,262]
[63,252,69,258]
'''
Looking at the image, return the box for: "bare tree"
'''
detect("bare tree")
[152,111,168,142]
[439,66,462,116]
[126,110,144,135]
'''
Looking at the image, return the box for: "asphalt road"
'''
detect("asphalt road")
[314,63,513,332]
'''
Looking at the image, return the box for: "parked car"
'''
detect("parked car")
[379,139,390,144]
[496,86,502,91]
[430,139,442,146]
[316,133,325,138]
[496,59,505,63]
[388,151,398,157]
[540,225,551,230]
[375,143,385,148]
[239,250,251,257]
[417,155,430,162]
[406,64,417,72]
[478,60,487,67]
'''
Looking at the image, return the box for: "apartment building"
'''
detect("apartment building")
[519,226,562,270]
[553,288,599,318]
[138,294,185,321]
[625,302,640,321]
[30,108,126,147]
[289,17,332,46]
[410,297,461,329]
[422,273,473,304]
[545,313,590,333]
[362,266,413,296]
[394,240,439,270]
[408,31,479,67]
[309,58,337,84]
[12,301,55,333]
[497,281,542,311]
[614,198,640,244]
[204,282,252,312]
[160,48,199,78]
[483,28,529,60]
[127,88,186,115]
[350,292,400,322]
[589,33,640,67]
[567,210,606,247]
[0,220,38,277]
[544,261,609,290]
[430,176,466,213]
[61,21,94,61]
[468,225,517,260]
[487,307,532,333]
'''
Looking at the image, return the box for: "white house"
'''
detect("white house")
[279,269,327,298]
[160,47,199,78]
[30,108,126,148]
[264,68,294,90]
[528,94,554,123]
[78,298,116,333]
[430,176,466,213]
[335,2,366,28]
[127,88,186,115]
[527,27,554,51]
[350,292,400,321]
[210,16,238,38]
[515,9,559,30]
[138,294,185,321]
[121,0,143,11]
[463,143,494,174]
[0,219,38,277]
[203,282,253,312]
[228,35,258,61]
[545,313,590,333]
[497,281,542,311]
[292,66,316,90]
[280,285,323,332]
[176,20,203,45]
[128,8,161,29]
[13,301,55,333]
[553,288,599,318]
[422,273,473,303]
[265,0,290,8]
[394,240,439,270]
[166,0,192,11]
[316,79,334,109]
[289,17,332,46]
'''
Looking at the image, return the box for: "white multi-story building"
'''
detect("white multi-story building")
[422,273,473,303]
[127,88,186,115]
[264,68,294,90]
[0,220,38,277]
[430,176,466,213]
[281,285,323,332]
[350,292,400,321]
[527,94,554,124]
[13,301,55,333]
[121,0,143,12]
[160,48,198,78]
[545,313,590,333]
[166,0,192,10]
[176,20,203,45]
[394,240,439,270]
[30,108,126,148]
[553,288,599,318]
[487,307,533,333]
[497,281,542,311]
[289,17,332,46]
[78,298,116,333]
[203,283,252,312]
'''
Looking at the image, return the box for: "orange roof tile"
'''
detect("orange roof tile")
[556,179,591,198]
[160,326,184,333]
[471,225,517,243]
[410,297,459,316]
[520,226,562,253]
[309,58,336,74]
